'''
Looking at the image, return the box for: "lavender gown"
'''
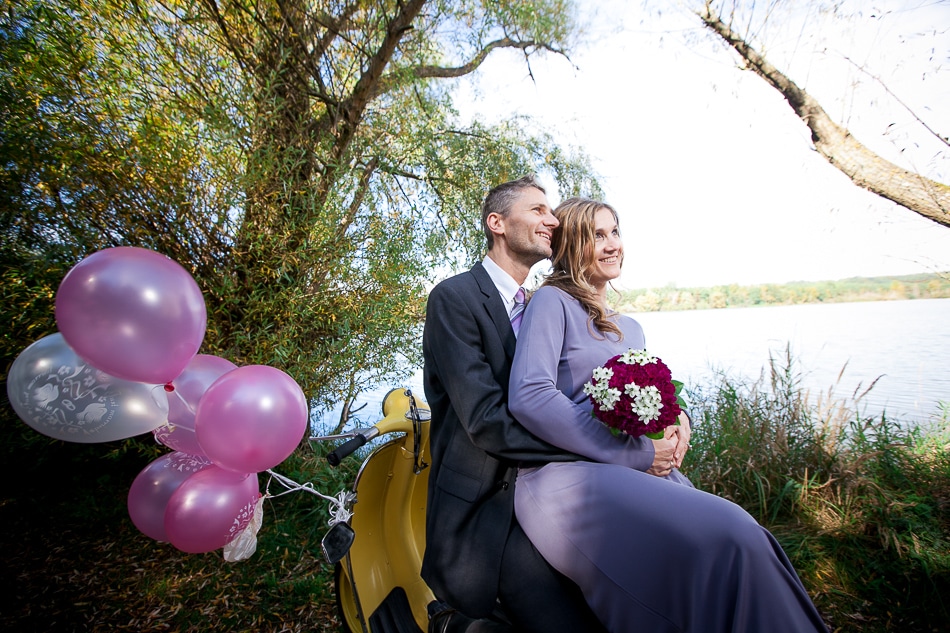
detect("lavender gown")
[509,287,827,633]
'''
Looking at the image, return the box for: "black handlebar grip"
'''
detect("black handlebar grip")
[327,435,368,466]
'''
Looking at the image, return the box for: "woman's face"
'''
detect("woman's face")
[588,207,623,288]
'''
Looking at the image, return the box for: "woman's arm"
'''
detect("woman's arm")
[508,288,655,471]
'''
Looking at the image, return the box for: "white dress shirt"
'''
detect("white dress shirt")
[482,255,523,315]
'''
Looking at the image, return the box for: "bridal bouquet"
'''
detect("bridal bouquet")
[583,349,686,439]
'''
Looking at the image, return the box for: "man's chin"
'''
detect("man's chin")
[535,244,553,258]
[529,250,551,265]
[511,245,552,268]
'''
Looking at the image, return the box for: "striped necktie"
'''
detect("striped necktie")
[510,287,526,337]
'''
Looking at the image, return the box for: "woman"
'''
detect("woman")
[508,198,827,633]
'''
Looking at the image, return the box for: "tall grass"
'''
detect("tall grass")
[684,350,950,632]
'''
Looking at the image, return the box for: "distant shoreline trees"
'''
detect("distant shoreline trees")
[617,272,950,313]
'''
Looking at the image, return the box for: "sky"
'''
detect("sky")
[454,0,950,289]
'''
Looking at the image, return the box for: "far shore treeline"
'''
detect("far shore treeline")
[618,272,950,312]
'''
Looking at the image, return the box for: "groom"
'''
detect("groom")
[422,176,605,633]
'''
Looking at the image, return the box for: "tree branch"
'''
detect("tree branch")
[373,37,567,97]
[414,37,553,79]
[197,0,252,72]
[839,53,950,150]
[311,0,426,201]
[700,5,950,228]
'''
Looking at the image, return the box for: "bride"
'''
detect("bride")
[508,197,828,633]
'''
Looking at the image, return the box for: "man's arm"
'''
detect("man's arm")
[424,280,581,462]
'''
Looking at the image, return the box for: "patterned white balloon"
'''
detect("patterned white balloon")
[7,333,169,443]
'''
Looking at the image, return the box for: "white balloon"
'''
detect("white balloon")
[7,333,169,443]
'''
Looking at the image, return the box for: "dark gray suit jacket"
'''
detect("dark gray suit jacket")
[420,262,582,617]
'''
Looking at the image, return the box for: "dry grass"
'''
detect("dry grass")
[683,356,950,633]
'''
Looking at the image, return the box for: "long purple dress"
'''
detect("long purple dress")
[509,286,827,633]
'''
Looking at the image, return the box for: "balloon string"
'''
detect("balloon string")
[150,385,195,434]
[150,384,177,413]
[168,387,197,416]
[264,469,354,526]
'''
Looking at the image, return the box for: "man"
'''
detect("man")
[422,176,606,633]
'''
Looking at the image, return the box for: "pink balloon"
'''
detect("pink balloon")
[127,452,214,541]
[153,423,204,457]
[154,354,237,456]
[164,467,260,554]
[195,365,308,473]
[55,247,207,384]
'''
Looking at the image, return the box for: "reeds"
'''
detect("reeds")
[683,349,950,632]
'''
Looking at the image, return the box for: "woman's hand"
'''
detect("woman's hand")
[671,412,692,468]
[647,414,692,477]
[646,426,679,477]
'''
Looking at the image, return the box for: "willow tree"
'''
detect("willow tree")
[1,0,599,410]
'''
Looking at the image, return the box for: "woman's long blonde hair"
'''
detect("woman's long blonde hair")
[543,197,623,338]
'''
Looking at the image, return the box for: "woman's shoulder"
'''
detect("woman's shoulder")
[530,285,574,304]
[528,285,583,312]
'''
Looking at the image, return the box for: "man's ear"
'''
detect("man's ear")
[485,212,505,238]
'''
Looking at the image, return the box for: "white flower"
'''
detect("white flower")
[584,380,615,409]
[597,387,622,411]
[624,383,663,422]
[592,366,614,383]
[619,349,658,366]
[585,366,618,411]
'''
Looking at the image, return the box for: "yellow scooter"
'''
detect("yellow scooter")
[314,388,434,633]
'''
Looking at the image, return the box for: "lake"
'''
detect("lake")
[316,298,949,433]
[632,297,949,424]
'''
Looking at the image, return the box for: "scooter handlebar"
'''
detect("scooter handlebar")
[327,436,366,466]
[326,427,380,466]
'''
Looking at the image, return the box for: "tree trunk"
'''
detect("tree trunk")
[700,6,950,229]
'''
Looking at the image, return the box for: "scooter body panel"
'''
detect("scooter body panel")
[336,391,433,632]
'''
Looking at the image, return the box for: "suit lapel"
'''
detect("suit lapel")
[471,262,517,359]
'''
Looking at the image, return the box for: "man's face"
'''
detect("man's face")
[495,187,559,266]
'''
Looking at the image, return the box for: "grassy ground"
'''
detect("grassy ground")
[2,358,948,632]
[0,433,346,632]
